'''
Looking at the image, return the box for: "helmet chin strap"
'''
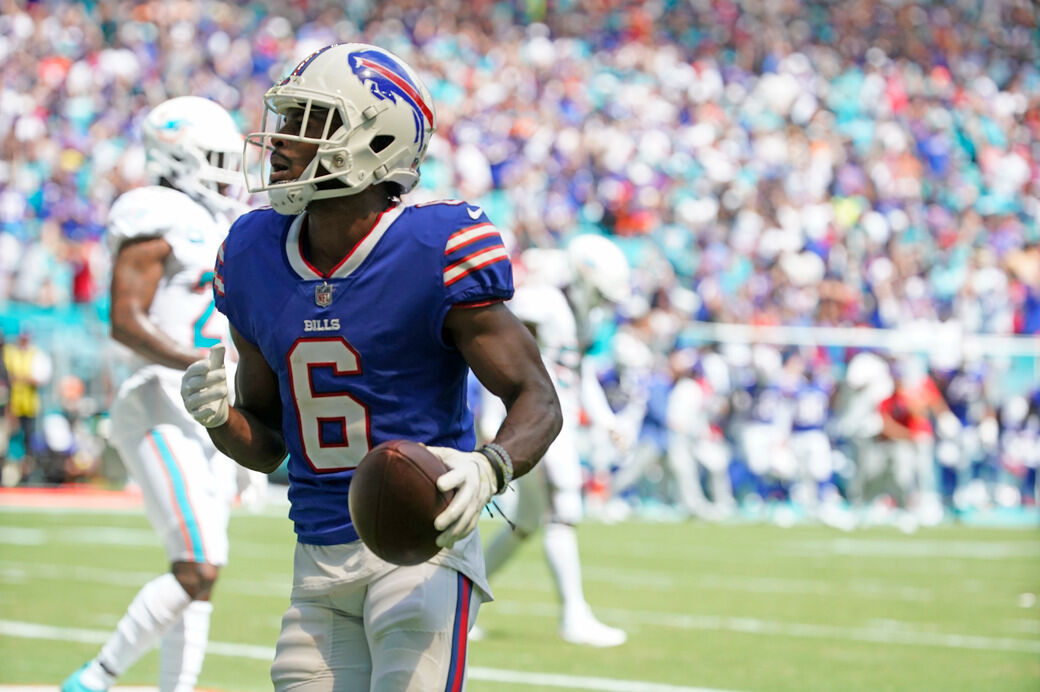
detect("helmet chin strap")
[268,156,320,215]
[268,156,365,215]
[269,182,314,215]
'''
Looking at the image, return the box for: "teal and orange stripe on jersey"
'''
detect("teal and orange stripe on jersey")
[443,224,509,287]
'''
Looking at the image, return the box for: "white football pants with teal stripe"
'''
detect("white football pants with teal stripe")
[108,370,237,566]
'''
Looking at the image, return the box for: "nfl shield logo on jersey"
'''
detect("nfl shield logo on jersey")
[315,281,333,307]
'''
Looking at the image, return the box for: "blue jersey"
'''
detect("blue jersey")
[636,371,671,449]
[943,369,983,425]
[792,382,830,432]
[215,201,513,545]
[749,383,786,425]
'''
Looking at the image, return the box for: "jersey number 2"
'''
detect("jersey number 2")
[193,272,222,348]
[288,338,372,472]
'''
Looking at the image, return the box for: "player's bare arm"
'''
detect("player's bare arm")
[446,302,562,480]
[110,236,206,370]
[202,325,287,473]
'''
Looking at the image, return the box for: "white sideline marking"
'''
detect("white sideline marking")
[57,527,160,547]
[0,525,293,560]
[577,567,934,602]
[0,620,272,659]
[488,602,1040,654]
[2,560,1037,654]
[468,668,738,691]
[791,538,1040,560]
[0,688,162,691]
[0,621,739,692]
[2,561,1034,651]
[0,557,982,607]
[0,560,289,597]
[0,527,47,545]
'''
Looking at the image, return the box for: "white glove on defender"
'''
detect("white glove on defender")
[181,345,230,428]
[427,446,498,549]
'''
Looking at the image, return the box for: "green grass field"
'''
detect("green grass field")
[1,504,1038,691]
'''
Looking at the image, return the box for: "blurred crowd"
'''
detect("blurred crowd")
[0,0,1037,519]
[574,337,1040,530]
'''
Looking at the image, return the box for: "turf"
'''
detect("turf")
[1,506,1037,691]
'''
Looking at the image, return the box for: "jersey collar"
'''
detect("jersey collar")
[284,205,405,281]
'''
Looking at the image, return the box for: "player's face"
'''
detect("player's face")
[269,107,343,184]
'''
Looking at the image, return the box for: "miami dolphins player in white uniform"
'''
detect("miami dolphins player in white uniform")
[62,96,260,692]
[179,43,560,691]
[475,234,629,647]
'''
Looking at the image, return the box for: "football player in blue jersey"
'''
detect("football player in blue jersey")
[785,353,855,528]
[179,43,560,692]
[741,345,797,508]
[934,361,986,510]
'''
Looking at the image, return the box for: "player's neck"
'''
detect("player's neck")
[303,193,395,275]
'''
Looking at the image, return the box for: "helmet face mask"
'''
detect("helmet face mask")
[142,96,245,208]
[245,43,436,215]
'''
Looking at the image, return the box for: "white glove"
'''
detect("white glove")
[181,345,230,428]
[428,446,498,549]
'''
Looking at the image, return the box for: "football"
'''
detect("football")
[348,439,454,566]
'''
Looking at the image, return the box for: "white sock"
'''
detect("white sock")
[484,526,525,578]
[159,600,212,692]
[543,523,590,623]
[77,660,115,691]
[93,573,193,681]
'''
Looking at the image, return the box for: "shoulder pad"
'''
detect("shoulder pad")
[106,187,212,254]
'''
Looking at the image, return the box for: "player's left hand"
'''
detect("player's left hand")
[427,446,498,549]
[181,345,230,428]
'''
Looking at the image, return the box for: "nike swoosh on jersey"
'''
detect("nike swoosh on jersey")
[467,206,482,220]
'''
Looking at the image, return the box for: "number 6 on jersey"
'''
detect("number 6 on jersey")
[287,337,372,472]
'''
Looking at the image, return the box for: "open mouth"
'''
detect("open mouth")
[269,154,293,183]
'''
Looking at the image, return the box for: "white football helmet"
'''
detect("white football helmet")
[245,43,436,214]
[566,233,631,305]
[142,96,244,209]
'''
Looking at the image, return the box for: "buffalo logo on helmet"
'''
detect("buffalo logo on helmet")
[347,48,433,149]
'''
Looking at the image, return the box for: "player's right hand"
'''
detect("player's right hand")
[181,345,230,428]
[427,446,498,549]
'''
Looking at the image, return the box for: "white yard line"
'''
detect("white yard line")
[486,601,1040,654]
[788,537,1040,560]
[2,560,1036,654]
[468,668,740,692]
[0,621,740,692]
[577,567,934,602]
[0,560,288,597]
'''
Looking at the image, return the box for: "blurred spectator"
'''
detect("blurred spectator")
[1,0,1036,332]
[2,330,52,484]
[0,0,1037,517]
[0,331,9,468]
[877,356,957,525]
